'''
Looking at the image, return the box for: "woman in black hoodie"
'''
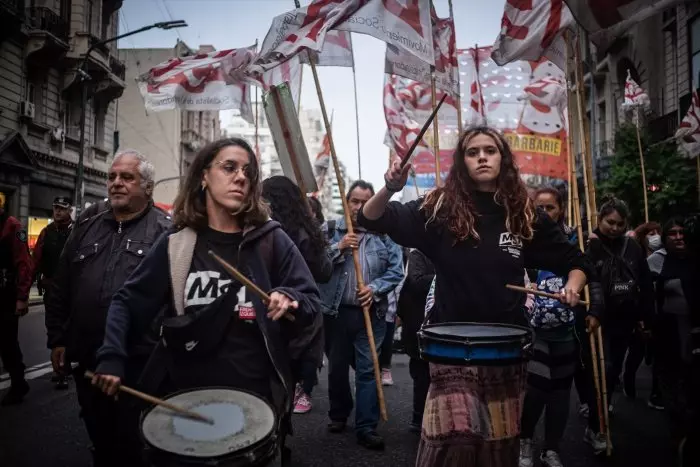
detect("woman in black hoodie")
[262,176,331,415]
[586,199,654,427]
[91,138,320,463]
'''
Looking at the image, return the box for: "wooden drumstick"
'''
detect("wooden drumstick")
[506,284,589,306]
[84,371,214,425]
[207,250,295,322]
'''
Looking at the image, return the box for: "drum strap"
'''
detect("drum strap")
[167,227,197,316]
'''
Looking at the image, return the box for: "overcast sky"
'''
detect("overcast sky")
[119,0,506,190]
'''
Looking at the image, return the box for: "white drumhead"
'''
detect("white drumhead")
[141,388,275,458]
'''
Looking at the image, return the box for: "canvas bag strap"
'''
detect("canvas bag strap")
[168,227,197,316]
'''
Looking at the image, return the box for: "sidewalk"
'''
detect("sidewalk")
[28,285,43,307]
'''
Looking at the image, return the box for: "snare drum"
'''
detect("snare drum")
[140,388,278,467]
[418,322,533,366]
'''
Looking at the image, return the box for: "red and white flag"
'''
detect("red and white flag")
[675,90,700,158]
[563,0,684,48]
[385,8,458,95]
[137,46,256,119]
[621,69,650,111]
[313,132,332,193]
[250,55,303,108]
[254,0,364,73]
[520,76,568,115]
[491,0,574,71]
[337,0,434,65]
[300,30,354,67]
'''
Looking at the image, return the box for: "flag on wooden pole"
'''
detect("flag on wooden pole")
[675,90,700,158]
[622,70,650,113]
[491,0,574,71]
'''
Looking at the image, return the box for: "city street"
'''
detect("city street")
[0,305,675,467]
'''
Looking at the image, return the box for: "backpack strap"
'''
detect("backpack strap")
[168,227,197,316]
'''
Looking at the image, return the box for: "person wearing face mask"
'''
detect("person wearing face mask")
[358,126,594,467]
[621,222,664,409]
[518,187,604,467]
[586,198,655,447]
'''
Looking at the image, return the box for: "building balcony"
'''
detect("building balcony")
[24,7,70,63]
[0,0,26,41]
[648,112,678,144]
[63,33,125,102]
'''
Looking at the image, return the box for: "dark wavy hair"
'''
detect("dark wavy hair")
[173,137,269,230]
[421,126,535,242]
[598,197,629,221]
[262,176,327,261]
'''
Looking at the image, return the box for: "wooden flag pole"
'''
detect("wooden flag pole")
[566,30,607,445]
[447,0,462,135]
[255,86,260,162]
[299,30,387,418]
[635,113,650,222]
[309,60,387,421]
[572,32,595,235]
[430,69,442,187]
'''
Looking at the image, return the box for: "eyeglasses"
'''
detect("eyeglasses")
[211,160,253,179]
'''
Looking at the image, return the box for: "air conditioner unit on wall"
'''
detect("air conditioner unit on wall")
[19,101,35,120]
[51,127,65,144]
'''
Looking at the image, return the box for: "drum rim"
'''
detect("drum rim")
[420,321,532,338]
[139,386,277,460]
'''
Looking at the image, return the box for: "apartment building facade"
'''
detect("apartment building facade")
[0,0,124,246]
[117,41,221,205]
[575,1,700,178]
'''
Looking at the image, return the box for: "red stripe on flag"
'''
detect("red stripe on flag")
[542,0,563,50]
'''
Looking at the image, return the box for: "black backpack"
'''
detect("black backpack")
[599,237,639,305]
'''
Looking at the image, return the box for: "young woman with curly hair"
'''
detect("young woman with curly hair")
[358,126,594,467]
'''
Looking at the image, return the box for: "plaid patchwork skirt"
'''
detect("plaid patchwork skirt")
[415,362,528,467]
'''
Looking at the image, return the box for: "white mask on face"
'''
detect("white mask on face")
[647,234,662,251]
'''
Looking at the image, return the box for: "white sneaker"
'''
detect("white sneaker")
[540,450,564,467]
[583,427,607,454]
[518,439,534,467]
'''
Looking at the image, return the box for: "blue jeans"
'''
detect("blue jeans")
[326,305,386,436]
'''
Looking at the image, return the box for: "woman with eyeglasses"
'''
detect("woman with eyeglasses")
[90,137,320,463]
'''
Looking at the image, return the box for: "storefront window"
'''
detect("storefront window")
[28,217,50,252]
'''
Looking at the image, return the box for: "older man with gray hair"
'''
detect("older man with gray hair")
[46,149,171,467]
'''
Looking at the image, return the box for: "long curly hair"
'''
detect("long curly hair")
[262,176,327,261]
[421,126,535,242]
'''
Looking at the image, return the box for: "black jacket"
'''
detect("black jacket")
[586,229,654,323]
[45,201,172,364]
[398,249,435,358]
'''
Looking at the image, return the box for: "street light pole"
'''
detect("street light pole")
[74,20,187,217]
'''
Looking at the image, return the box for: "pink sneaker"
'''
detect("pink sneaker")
[294,392,312,414]
[381,369,394,386]
[293,383,303,406]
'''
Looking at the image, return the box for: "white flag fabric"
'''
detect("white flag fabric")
[622,70,650,111]
[300,30,354,67]
[491,0,573,71]
[520,76,568,116]
[137,46,256,117]
[675,91,700,158]
[254,0,364,73]
[562,0,684,48]
[251,55,303,108]
[385,9,458,95]
[337,0,434,65]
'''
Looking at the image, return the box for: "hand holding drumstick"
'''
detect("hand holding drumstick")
[506,284,589,306]
[208,250,296,322]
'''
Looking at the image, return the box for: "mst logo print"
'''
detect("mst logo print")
[185,271,256,320]
[498,232,523,259]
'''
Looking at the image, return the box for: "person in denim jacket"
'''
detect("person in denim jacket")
[318,180,404,451]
